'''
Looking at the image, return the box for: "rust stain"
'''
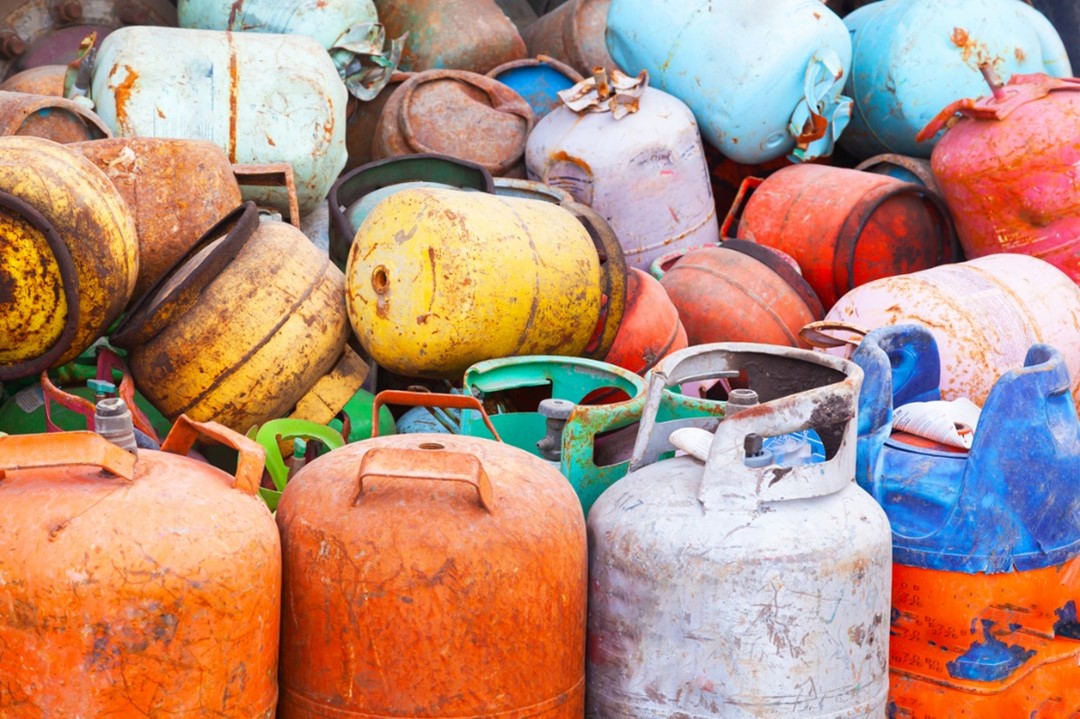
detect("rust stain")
[551,150,593,175]
[265,133,276,147]
[155,107,166,120]
[112,65,139,132]
[226,0,243,28]
[1015,47,1026,62]
[227,35,239,163]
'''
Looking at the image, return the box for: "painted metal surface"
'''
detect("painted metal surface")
[918,72,1080,284]
[0,418,279,717]
[112,203,354,433]
[521,0,614,76]
[487,56,582,118]
[373,0,526,74]
[527,74,719,271]
[851,325,1080,716]
[0,135,137,380]
[728,165,956,310]
[373,68,534,177]
[601,267,687,376]
[841,0,1071,159]
[327,153,493,271]
[588,342,891,717]
[460,355,646,514]
[656,241,823,350]
[276,431,586,717]
[607,0,852,164]
[177,0,402,100]
[0,0,176,78]
[0,62,62,93]
[345,188,626,378]
[825,254,1080,410]
[71,137,242,299]
[0,88,109,141]
[89,26,347,214]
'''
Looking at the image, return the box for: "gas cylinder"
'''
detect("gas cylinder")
[275,396,586,717]
[527,69,720,271]
[0,64,63,95]
[112,202,367,433]
[0,90,110,142]
[177,0,403,100]
[854,153,940,194]
[588,342,891,717]
[852,325,1080,717]
[0,0,175,79]
[0,136,138,380]
[70,137,243,299]
[373,0,526,74]
[521,0,615,76]
[372,69,535,178]
[601,267,687,376]
[0,415,280,717]
[345,187,627,378]
[726,165,956,310]
[824,254,1080,409]
[606,0,852,164]
[655,241,823,348]
[841,0,1071,159]
[328,153,493,270]
[87,25,347,214]
[487,56,583,118]
[459,356,646,513]
[916,72,1080,283]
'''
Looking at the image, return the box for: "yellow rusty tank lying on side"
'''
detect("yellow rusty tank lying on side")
[112,202,366,433]
[345,187,626,378]
[0,135,138,381]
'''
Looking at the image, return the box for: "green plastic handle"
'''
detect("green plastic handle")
[253,418,346,510]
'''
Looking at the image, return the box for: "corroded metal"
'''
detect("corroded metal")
[0,61,61,92]
[521,0,614,75]
[0,87,109,140]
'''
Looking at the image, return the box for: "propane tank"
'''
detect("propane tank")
[589,342,891,717]
[841,0,1071,158]
[87,25,347,214]
[600,267,688,376]
[487,56,583,118]
[526,68,719,271]
[521,0,615,75]
[851,325,1080,717]
[276,390,586,718]
[917,70,1080,283]
[0,416,280,717]
[606,0,853,163]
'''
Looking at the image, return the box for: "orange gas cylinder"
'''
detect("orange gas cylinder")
[276,393,586,718]
[0,416,280,717]
[726,164,956,310]
[600,267,687,375]
[654,240,824,348]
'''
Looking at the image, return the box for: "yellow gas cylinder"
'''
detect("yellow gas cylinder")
[112,203,366,433]
[0,136,138,381]
[346,188,626,378]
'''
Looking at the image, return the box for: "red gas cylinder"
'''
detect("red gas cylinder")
[917,70,1080,283]
[276,398,586,718]
[726,164,956,310]
[0,416,280,717]
[601,267,688,375]
[654,240,823,348]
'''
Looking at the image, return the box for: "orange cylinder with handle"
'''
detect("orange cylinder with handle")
[276,390,586,718]
[0,416,281,717]
[600,267,687,375]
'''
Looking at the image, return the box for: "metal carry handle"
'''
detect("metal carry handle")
[371,389,502,441]
[720,176,763,237]
[354,445,494,512]
[799,320,869,351]
[0,431,136,481]
[232,163,301,228]
[159,415,265,496]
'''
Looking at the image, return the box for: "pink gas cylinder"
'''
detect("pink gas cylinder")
[917,69,1080,282]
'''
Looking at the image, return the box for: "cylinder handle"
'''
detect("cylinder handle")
[355,445,494,512]
[159,415,265,496]
[0,431,135,481]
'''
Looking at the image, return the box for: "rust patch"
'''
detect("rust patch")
[551,149,592,175]
[226,0,243,28]
[227,35,239,163]
[1015,47,1026,62]
[112,65,139,132]
[155,107,165,120]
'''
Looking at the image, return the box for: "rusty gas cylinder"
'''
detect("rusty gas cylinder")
[655,241,824,348]
[0,89,111,142]
[70,137,243,299]
[521,0,615,75]
[276,411,586,716]
[0,64,64,95]
[601,267,688,376]
[0,416,280,717]
[373,0,526,73]
[726,165,956,311]
[112,202,366,433]
[825,253,1080,409]
[0,135,138,380]
[372,69,535,177]
[917,72,1080,283]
